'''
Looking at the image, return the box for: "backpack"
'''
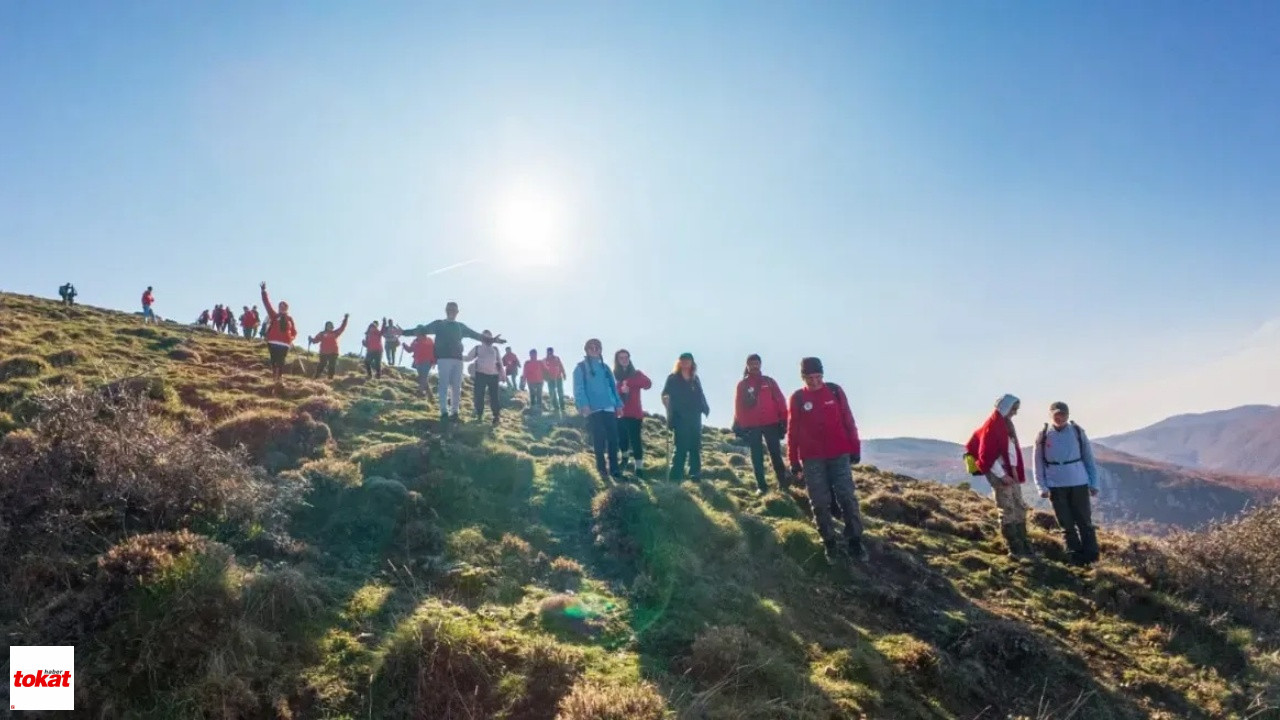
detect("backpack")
[1038,421,1086,465]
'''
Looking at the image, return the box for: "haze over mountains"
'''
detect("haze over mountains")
[1099,405,1280,477]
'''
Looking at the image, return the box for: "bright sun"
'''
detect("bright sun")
[493,181,565,266]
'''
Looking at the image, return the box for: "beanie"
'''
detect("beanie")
[801,357,823,375]
[747,353,762,363]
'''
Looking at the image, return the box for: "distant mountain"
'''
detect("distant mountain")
[1100,405,1280,477]
[863,436,1280,531]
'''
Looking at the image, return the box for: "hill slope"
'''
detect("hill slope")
[1,292,1278,719]
[1101,405,1280,477]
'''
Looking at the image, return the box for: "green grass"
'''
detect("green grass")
[1,291,1278,719]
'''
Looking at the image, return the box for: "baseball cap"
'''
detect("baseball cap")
[1050,401,1070,414]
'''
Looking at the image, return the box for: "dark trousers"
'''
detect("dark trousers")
[506,370,518,389]
[314,353,338,379]
[243,327,255,339]
[1049,484,1098,561]
[527,381,544,411]
[365,350,382,378]
[474,372,501,422]
[414,362,433,398]
[744,425,788,491]
[385,344,397,365]
[588,411,621,477]
[668,415,703,481]
[547,379,565,413]
[802,454,864,545]
[618,417,644,464]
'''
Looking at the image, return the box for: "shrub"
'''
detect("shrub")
[687,625,803,696]
[297,457,363,491]
[168,347,201,363]
[297,393,347,420]
[0,354,49,381]
[211,409,332,471]
[591,484,653,564]
[556,680,666,720]
[352,441,432,480]
[46,348,83,367]
[862,490,934,526]
[549,557,585,591]
[774,520,823,568]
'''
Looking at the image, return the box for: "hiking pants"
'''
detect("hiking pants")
[1050,484,1097,560]
[588,411,621,477]
[527,381,544,411]
[506,370,519,389]
[364,349,382,379]
[474,372,501,422]
[990,480,1028,526]
[413,362,434,398]
[315,353,338,379]
[547,379,565,413]
[668,415,703,481]
[618,417,644,465]
[802,454,864,544]
[384,344,396,366]
[437,359,464,414]
[243,327,255,339]
[744,425,788,491]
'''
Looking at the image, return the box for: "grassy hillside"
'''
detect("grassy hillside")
[1,292,1278,719]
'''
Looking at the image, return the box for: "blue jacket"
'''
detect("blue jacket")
[573,357,622,414]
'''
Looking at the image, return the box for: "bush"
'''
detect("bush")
[549,557,585,591]
[211,409,332,471]
[0,354,49,381]
[591,484,653,564]
[556,680,666,720]
[862,490,934,526]
[46,348,84,367]
[687,625,803,696]
[352,441,432,479]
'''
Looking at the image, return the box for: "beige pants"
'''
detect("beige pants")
[991,481,1028,526]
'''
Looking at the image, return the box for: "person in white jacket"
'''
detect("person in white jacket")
[465,331,504,426]
[1033,401,1100,565]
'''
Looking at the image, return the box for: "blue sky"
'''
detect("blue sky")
[4,1,1280,440]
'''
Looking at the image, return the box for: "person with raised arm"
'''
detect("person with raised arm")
[401,301,505,422]
[308,314,349,380]
[259,282,298,386]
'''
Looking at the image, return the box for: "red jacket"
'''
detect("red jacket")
[212,307,224,324]
[965,410,1026,484]
[787,383,860,467]
[310,318,348,355]
[615,370,653,419]
[142,291,154,307]
[363,327,383,352]
[734,373,788,429]
[543,355,566,381]
[241,310,258,329]
[405,336,436,366]
[260,288,297,345]
[523,359,545,383]
[503,352,520,374]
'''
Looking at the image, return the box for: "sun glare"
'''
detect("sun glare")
[493,181,565,266]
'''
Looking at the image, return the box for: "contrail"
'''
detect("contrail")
[426,258,484,276]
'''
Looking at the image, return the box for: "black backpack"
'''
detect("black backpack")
[1038,421,1086,465]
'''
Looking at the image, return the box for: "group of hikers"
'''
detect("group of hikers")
[80,284,1100,569]
[197,304,265,339]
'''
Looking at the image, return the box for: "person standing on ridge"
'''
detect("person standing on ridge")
[465,331,505,425]
[197,309,211,327]
[252,306,264,339]
[401,302,505,421]
[211,304,224,333]
[524,349,546,412]
[574,339,624,480]
[787,357,869,564]
[58,283,77,306]
[965,394,1032,557]
[309,314,349,380]
[259,282,297,386]
[382,319,402,366]
[544,348,567,416]
[225,306,238,336]
[404,334,436,399]
[662,353,710,481]
[362,322,384,379]
[1034,401,1100,565]
[240,306,258,339]
[614,349,653,476]
[734,354,791,494]
[141,287,156,324]
[502,348,521,390]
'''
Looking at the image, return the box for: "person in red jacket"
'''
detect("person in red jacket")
[964,393,1031,557]
[733,354,791,494]
[613,349,653,476]
[141,287,156,324]
[523,349,546,412]
[259,282,297,385]
[308,314,349,380]
[787,357,868,564]
[362,322,383,379]
[212,304,225,332]
[404,334,436,399]
[240,306,259,340]
[502,348,521,390]
[543,348,567,415]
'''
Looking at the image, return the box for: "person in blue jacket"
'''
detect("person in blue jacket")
[1033,401,1101,565]
[573,338,624,481]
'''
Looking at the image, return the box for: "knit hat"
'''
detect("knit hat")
[746,353,761,363]
[801,357,823,375]
[679,352,694,361]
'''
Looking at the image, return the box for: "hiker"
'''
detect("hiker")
[465,330,505,425]
[382,319,402,366]
[787,357,869,563]
[362,322,383,379]
[58,283,77,306]
[401,302,506,421]
[259,282,297,385]
[141,287,156,324]
[524,349,546,412]
[502,348,521,390]
[964,394,1032,557]
[212,304,225,332]
[308,314,349,380]
[544,348,567,415]
[240,306,258,339]
[226,307,238,335]
[403,334,436,399]
[252,307,264,338]
[733,354,791,494]
[574,339,624,480]
[1034,402,1100,565]
[661,353,710,481]
[614,349,653,476]
[197,309,211,326]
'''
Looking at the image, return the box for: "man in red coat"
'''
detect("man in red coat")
[965,393,1031,556]
[787,357,869,564]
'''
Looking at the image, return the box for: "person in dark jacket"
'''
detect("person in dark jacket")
[614,349,653,476]
[662,352,710,481]
[733,354,791,493]
[573,339,624,480]
[787,357,869,564]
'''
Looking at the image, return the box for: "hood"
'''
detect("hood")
[995,393,1020,417]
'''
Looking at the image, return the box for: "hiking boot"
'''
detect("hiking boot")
[1000,524,1019,556]
[1017,523,1037,558]
[822,539,845,565]
[1080,526,1100,565]
[848,537,870,563]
